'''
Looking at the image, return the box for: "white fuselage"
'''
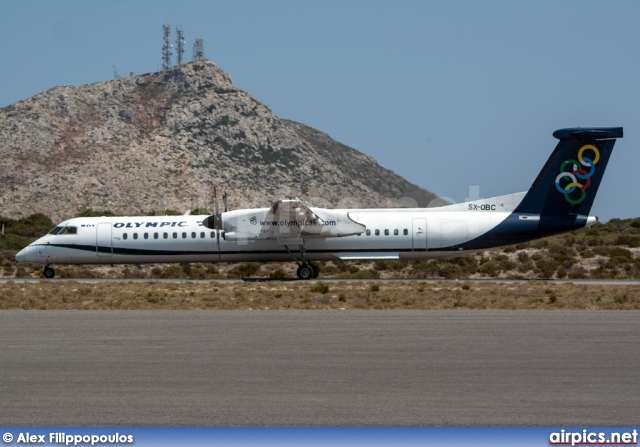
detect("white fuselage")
[16,204,517,266]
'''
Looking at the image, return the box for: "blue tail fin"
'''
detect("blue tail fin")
[514,127,623,216]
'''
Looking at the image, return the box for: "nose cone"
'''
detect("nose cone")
[15,246,34,263]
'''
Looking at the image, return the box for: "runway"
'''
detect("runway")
[0,311,638,426]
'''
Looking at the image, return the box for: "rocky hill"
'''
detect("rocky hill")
[0,61,438,221]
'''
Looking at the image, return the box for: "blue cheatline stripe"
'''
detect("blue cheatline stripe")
[40,243,431,257]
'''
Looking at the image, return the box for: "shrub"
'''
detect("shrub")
[608,247,633,260]
[568,268,587,279]
[496,257,517,271]
[335,261,359,274]
[591,246,610,256]
[14,267,29,278]
[0,234,32,251]
[374,260,405,271]
[351,269,381,279]
[478,261,500,277]
[228,262,261,278]
[374,260,388,271]
[548,242,576,257]
[615,235,640,247]
[517,261,533,273]
[580,249,595,259]
[269,268,291,279]
[437,263,464,279]
[310,283,330,294]
[160,265,188,279]
[535,259,558,278]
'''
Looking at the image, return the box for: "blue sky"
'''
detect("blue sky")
[1,0,638,221]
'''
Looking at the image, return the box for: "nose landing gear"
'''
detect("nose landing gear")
[43,266,56,279]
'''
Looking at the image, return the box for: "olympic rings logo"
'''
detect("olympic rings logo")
[555,144,600,205]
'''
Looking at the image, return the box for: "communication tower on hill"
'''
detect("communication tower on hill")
[162,24,172,70]
[176,27,185,65]
[193,38,205,61]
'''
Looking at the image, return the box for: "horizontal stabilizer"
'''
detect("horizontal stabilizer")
[552,127,623,140]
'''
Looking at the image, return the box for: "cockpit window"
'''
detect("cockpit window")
[49,226,64,235]
[56,226,78,235]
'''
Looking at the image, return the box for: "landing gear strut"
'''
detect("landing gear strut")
[43,266,55,279]
[285,245,320,280]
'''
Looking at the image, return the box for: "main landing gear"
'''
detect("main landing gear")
[43,266,56,279]
[284,245,320,280]
[296,263,319,280]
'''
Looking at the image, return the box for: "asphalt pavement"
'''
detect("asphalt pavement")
[0,310,638,426]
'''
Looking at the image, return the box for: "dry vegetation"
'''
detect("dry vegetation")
[1,280,639,310]
[2,215,640,310]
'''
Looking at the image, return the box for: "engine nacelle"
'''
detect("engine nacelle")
[205,206,365,241]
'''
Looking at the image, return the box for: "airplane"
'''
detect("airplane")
[15,126,623,280]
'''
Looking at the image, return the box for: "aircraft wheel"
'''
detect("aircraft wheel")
[43,267,55,279]
[296,264,313,280]
[310,264,320,278]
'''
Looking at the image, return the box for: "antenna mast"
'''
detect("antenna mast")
[162,24,172,70]
[193,38,204,61]
[176,27,185,65]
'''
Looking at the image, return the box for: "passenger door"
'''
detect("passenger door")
[412,218,427,250]
[96,223,113,257]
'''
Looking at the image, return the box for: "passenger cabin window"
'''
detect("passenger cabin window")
[133,233,138,240]
[366,229,371,236]
[163,233,168,239]
[210,231,215,238]
[144,233,149,239]
[200,232,205,239]
[154,232,158,239]
[173,232,178,239]
[191,232,196,239]
[403,229,409,236]
[182,232,187,239]
[123,233,128,240]
[375,229,380,236]
[384,229,389,236]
